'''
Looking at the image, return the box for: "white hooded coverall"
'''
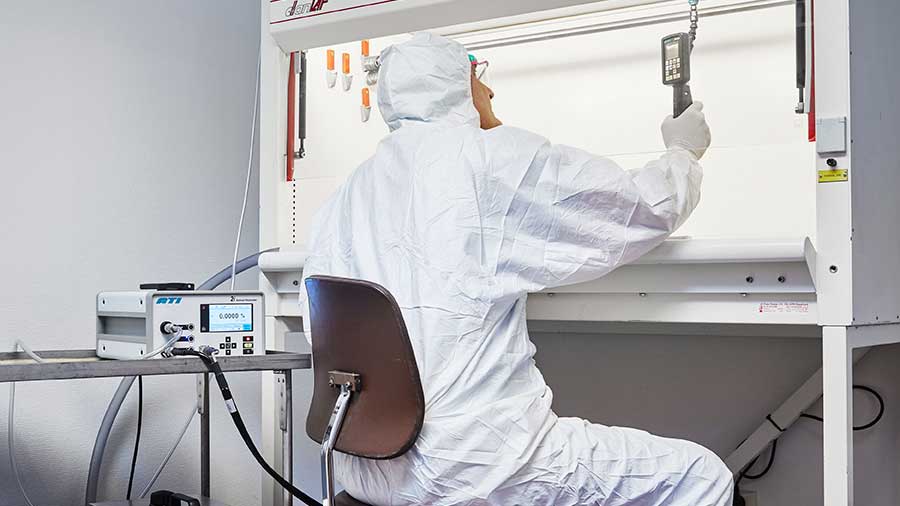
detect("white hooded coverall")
[301,33,733,506]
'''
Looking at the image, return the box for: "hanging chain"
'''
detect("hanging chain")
[688,0,699,50]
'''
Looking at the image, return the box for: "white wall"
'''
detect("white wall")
[0,2,262,505]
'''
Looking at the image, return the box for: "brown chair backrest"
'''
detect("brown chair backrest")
[305,275,425,459]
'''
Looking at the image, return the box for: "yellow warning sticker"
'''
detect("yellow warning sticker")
[818,169,848,183]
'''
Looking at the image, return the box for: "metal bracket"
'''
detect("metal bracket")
[196,374,205,415]
[273,370,293,506]
[328,370,361,392]
[276,371,288,432]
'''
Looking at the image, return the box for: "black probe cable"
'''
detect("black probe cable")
[126,376,144,500]
[172,348,322,506]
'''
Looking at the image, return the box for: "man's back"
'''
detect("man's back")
[303,115,560,480]
[301,32,731,506]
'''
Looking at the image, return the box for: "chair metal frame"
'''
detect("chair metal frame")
[319,371,361,505]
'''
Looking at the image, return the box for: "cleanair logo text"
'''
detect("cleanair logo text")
[286,0,329,17]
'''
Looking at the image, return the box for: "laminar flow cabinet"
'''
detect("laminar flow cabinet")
[257,1,900,504]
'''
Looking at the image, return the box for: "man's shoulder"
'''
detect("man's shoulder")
[479,126,551,170]
[483,125,549,145]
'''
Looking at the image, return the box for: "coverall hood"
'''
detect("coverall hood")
[377,32,481,131]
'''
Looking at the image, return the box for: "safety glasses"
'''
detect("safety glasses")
[469,54,490,81]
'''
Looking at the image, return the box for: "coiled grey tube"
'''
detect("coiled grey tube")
[198,248,275,291]
[84,376,136,505]
[84,248,277,505]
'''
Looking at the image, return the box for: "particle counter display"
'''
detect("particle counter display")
[200,304,253,333]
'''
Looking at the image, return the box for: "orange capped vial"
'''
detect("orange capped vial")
[326,49,335,71]
[342,53,351,75]
[360,87,372,122]
[362,40,370,57]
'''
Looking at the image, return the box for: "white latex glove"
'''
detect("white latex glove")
[661,102,711,160]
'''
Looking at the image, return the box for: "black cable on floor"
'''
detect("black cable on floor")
[127,376,143,500]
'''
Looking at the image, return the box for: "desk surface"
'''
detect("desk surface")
[0,349,311,383]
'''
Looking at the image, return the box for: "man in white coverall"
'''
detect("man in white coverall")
[301,33,733,506]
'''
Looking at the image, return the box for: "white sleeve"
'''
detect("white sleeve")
[492,130,702,292]
[299,285,313,346]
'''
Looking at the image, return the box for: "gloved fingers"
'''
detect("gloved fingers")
[677,102,706,124]
[660,100,712,160]
[662,101,706,125]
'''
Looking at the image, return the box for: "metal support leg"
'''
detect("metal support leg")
[276,371,294,506]
[321,386,352,506]
[201,372,211,497]
[823,326,853,506]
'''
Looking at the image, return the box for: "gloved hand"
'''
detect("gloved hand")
[661,102,711,160]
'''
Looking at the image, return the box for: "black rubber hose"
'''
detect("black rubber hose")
[126,377,144,499]
[173,349,322,506]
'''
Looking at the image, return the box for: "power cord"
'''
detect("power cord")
[127,376,144,500]
[230,49,261,291]
[739,439,778,482]
[8,340,47,506]
[738,385,885,483]
[797,385,885,430]
[171,347,323,506]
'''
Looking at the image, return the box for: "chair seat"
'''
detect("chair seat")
[335,491,373,506]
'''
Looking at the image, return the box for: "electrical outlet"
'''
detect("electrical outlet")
[741,490,759,506]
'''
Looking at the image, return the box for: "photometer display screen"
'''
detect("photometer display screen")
[201,304,253,333]
[665,40,680,60]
